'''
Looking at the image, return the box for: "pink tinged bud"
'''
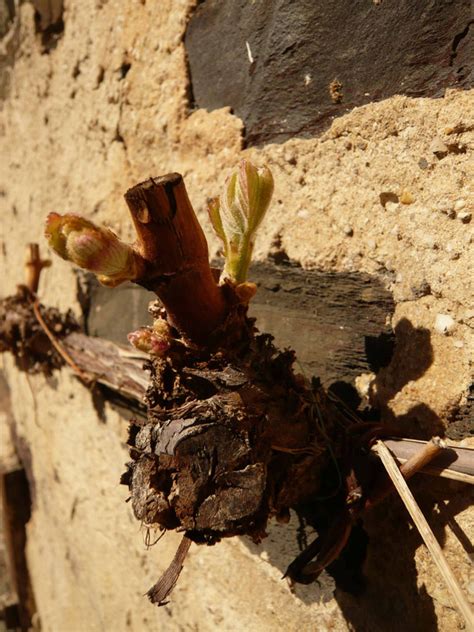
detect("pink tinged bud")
[45,213,144,287]
[149,336,171,356]
[127,329,150,352]
[127,326,170,356]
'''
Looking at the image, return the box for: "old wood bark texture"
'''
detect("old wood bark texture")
[120,321,337,541]
[62,332,149,403]
[118,176,347,584]
[0,283,346,601]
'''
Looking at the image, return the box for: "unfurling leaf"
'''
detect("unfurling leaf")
[45,213,144,287]
[208,160,274,284]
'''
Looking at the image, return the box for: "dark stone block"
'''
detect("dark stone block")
[185,0,473,145]
[248,262,395,387]
[86,279,155,345]
[446,382,474,440]
[84,262,395,389]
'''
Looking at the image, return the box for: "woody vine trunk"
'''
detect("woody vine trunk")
[117,176,346,598]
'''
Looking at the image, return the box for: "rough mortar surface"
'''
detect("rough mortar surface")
[0,2,472,631]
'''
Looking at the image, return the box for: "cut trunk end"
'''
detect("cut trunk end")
[124,175,229,344]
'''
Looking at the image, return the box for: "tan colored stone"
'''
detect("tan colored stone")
[0,1,472,630]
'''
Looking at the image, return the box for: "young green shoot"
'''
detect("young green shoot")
[208,160,274,284]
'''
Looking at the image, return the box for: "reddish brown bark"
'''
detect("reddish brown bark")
[124,175,229,344]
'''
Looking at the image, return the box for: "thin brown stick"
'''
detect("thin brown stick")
[299,518,353,580]
[384,438,474,484]
[373,440,474,630]
[400,436,447,479]
[32,300,93,384]
[284,511,352,582]
[24,243,51,294]
[366,436,449,508]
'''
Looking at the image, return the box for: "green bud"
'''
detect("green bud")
[208,160,274,284]
[45,213,144,287]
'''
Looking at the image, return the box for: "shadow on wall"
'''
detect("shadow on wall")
[370,317,445,439]
[328,317,442,440]
[334,480,472,632]
[241,280,468,631]
[244,477,472,632]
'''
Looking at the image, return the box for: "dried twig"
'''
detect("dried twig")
[32,300,93,384]
[22,243,93,383]
[399,436,447,478]
[384,438,474,484]
[24,243,50,294]
[373,440,474,630]
[420,468,473,485]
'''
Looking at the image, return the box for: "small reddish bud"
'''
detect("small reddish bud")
[127,324,171,356]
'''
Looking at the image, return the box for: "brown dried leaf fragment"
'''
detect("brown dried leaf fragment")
[147,535,192,606]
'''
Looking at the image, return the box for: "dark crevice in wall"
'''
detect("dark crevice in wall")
[182,7,198,114]
[0,0,15,37]
[184,49,196,113]
[0,374,37,630]
[32,0,64,52]
[119,62,131,80]
[446,382,474,440]
[113,126,127,147]
[1,469,36,631]
[34,15,64,52]
[0,0,20,101]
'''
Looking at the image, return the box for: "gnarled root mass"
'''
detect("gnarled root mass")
[120,300,353,602]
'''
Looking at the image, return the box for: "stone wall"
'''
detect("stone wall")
[0,1,472,631]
